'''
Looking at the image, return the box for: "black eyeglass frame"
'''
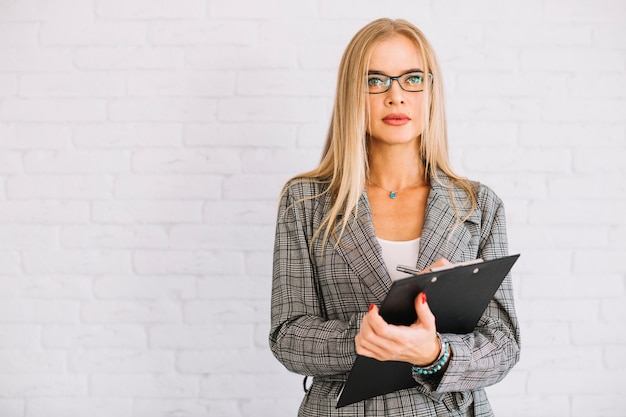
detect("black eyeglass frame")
[366,71,434,94]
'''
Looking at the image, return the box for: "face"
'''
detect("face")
[366,34,426,147]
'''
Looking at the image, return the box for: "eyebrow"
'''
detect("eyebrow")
[367,68,424,75]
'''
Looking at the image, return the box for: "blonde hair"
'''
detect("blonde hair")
[292,18,476,248]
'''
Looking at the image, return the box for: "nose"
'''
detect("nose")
[386,79,405,105]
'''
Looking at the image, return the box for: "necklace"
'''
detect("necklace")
[367,179,424,199]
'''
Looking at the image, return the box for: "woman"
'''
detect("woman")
[269,18,520,416]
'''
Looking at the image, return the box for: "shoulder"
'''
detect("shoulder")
[474,181,504,212]
[280,176,329,201]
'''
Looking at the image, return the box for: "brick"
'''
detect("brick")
[548,176,626,200]
[0,300,78,324]
[244,251,273,277]
[0,151,22,173]
[236,69,335,97]
[203,201,277,225]
[0,201,89,224]
[218,97,331,123]
[0,251,21,274]
[26,399,133,417]
[90,374,197,398]
[0,325,40,348]
[0,47,74,71]
[149,324,251,349]
[240,399,302,417]
[109,98,217,122]
[297,123,329,148]
[61,225,168,249]
[210,0,317,19]
[41,22,148,46]
[74,47,184,70]
[447,97,541,122]
[74,123,182,148]
[528,370,624,395]
[184,300,267,324]
[96,0,206,19]
[20,73,126,98]
[133,250,244,275]
[178,348,277,374]
[573,395,625,417]
[259,20,364,45]
[438,46,519,71]
[114,175,220,200]
[185,45,298,70]
[0,399,23,416]
[132,149,241,174]
[2,98,106,122]
[133,399,241,417]
[200,373,302,400]
[571,321,626,345]
[92,201,202,224]
[481,369,526,396]
[169,225,274,250]
[433,0,543,21]
[0,123,71,149]
[42,325,147,349]
[529,201,626,226]
[24,150,130,174]
[13,275,93,300]
[81,301,182,323]
[544,0,626,22]
[483,23,592,46]
[94,276,196,299]
[22,250,130,275]
[127,70,235,97]
[0,0,92,20]
[488,394,569,417]
[573,249,626,274]
[0,74,17,96]
[0,350,65,373]
[149,21,258,46]
[69,350,174,373]
[222,174,293,201]
[594,23,626,48]
[520,122,626,148]
[0,374,87,397]
[197,275,271,300]
[241,149,320,174]
[184,123,297,148]
[573,149,626,173]
[520,273,622,300]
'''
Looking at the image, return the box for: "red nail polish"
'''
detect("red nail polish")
[421,293,427,304]
[369,304,375,311]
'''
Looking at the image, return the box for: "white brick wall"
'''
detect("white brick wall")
[0,0,624,416]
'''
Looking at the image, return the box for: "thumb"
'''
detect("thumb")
[413,292,436,329]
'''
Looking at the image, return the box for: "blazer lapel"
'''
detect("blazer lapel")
[332,190,392,303]
[417,177,480,270]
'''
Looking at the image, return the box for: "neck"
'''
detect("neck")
[367,142,425,190]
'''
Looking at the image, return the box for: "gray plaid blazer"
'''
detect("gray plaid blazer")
[270,173,521,417]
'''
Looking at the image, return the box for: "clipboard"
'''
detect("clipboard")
[336,254,520,408]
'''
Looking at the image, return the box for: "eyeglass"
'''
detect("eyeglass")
[366,71,432,94]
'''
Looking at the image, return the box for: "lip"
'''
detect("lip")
[382,113,411,126]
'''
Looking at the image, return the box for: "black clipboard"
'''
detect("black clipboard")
[336,254,520,408]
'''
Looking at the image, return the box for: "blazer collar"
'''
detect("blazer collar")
[333,173,480,302]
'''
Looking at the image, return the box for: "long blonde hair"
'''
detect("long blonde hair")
[293,18,476,247]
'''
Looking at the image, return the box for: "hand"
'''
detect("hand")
[355,292,440,366]
[420,257,451,273]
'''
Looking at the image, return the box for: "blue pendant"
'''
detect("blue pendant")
[389,191,397,199]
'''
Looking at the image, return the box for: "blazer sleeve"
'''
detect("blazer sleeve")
[418,190,521,393]
[269,182,362,377]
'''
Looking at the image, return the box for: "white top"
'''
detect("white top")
[376,236,420,281]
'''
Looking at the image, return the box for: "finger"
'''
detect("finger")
[419,257,451,274]
[413,292,436,330]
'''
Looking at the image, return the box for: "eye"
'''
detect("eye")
[367,76,386,87]
[405,74,424,85]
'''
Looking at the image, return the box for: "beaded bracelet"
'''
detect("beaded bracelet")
[412,333,450,375]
